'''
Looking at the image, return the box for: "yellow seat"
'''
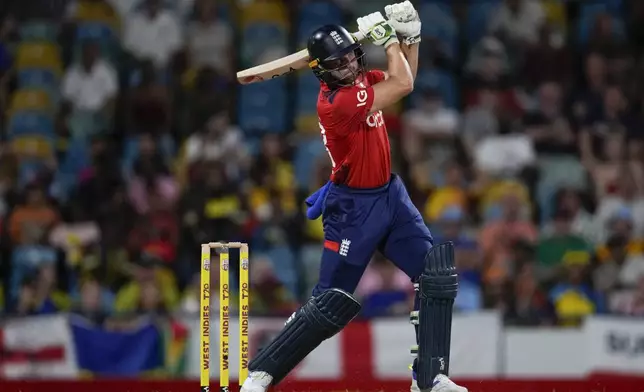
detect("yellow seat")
[542,0,567,32]
[478,180,531,217]
[72,1,120,30]
[241,0,288,28]
[11,135,54,159]
[296,114,319,134]
[15,43,63,76]
[8,89,53,116]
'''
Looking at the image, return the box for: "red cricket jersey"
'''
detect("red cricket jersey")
[317,70,391,188]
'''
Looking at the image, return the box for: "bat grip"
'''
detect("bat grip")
[353,31,366,42]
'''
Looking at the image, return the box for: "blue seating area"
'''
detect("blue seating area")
[419,2,458,58]
[239,78,289,134]
[413,69,458,108]
[297,1,344,46]
[465,1,501,44]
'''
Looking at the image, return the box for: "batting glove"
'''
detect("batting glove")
[357,12,399,48]
[385,1,421,45]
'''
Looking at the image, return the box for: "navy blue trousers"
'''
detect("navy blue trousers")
[312,174,433,296]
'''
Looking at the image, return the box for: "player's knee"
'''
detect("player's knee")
[420,242,458,300]
[302,288,361,335]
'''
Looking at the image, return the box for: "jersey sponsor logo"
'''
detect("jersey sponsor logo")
[366,111,384,128]
[356,90,368,107]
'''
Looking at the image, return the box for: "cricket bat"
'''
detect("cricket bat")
[237,31,365,84]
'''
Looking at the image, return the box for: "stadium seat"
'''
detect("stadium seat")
[240,0,288,29]
[577,13,625,46]
[297,1,343,46]
[19,22,58,42]
[17,69,60,104]
[295,114,320,134]
[295,72,319,118]
[345,0,390,17]
[7,112,55,138]
[238,76,288,134]
[413,69,458,108]
[300,244,323,294]
[73,22,120,63]
[213,3,232,22]
[241,23,288,68]
[15,42,63,76]
[420,0,453,16]
[295,72,320,133]
[465,1,501,44]
[71,0,120,30]
[265,246,299,296]
[18,68,58,89]
[293,137,324,189]
[53,138,93,201]
[8,89,54,116]
[419,3,458,59]
[542,0,568,30]
[76,21,117,43]
[299,1,343,25]
[580,1,623,19]
[11,135,54,160]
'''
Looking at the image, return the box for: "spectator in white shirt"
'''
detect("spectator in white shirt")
[489,0,545,45]
[402,88,460,188]
[596,170,644,240]
[187,0,233,75]
[61,40,118,114]
[402,88,459,162]
[123,0,182,68]
[184,109,248,180]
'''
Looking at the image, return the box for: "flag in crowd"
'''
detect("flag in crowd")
[0,314,188,378]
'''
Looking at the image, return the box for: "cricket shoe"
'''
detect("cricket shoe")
[240,371,273,392]
[430,374,468,392]
[410,372,467,392]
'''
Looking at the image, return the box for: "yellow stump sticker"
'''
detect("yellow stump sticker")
[239,244,250,384]
[200,245,211,392]
[219,249,230,392]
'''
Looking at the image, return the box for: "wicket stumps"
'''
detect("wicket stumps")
[200,242,250,392]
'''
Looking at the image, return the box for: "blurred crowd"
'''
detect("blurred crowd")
[0,0,643,328]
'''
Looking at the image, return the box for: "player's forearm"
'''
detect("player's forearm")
[401,42,418,80]
[385,43,414,91]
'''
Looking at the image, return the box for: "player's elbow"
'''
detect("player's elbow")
[397,77,414,97]
[401,78,414,95]
[399,81,414,97]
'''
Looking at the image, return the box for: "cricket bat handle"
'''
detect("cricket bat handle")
[352,31,366,42]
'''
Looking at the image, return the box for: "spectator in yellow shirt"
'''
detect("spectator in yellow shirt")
[424,162,468,222]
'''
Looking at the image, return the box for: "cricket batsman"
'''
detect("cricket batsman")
[241,2,466,392]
